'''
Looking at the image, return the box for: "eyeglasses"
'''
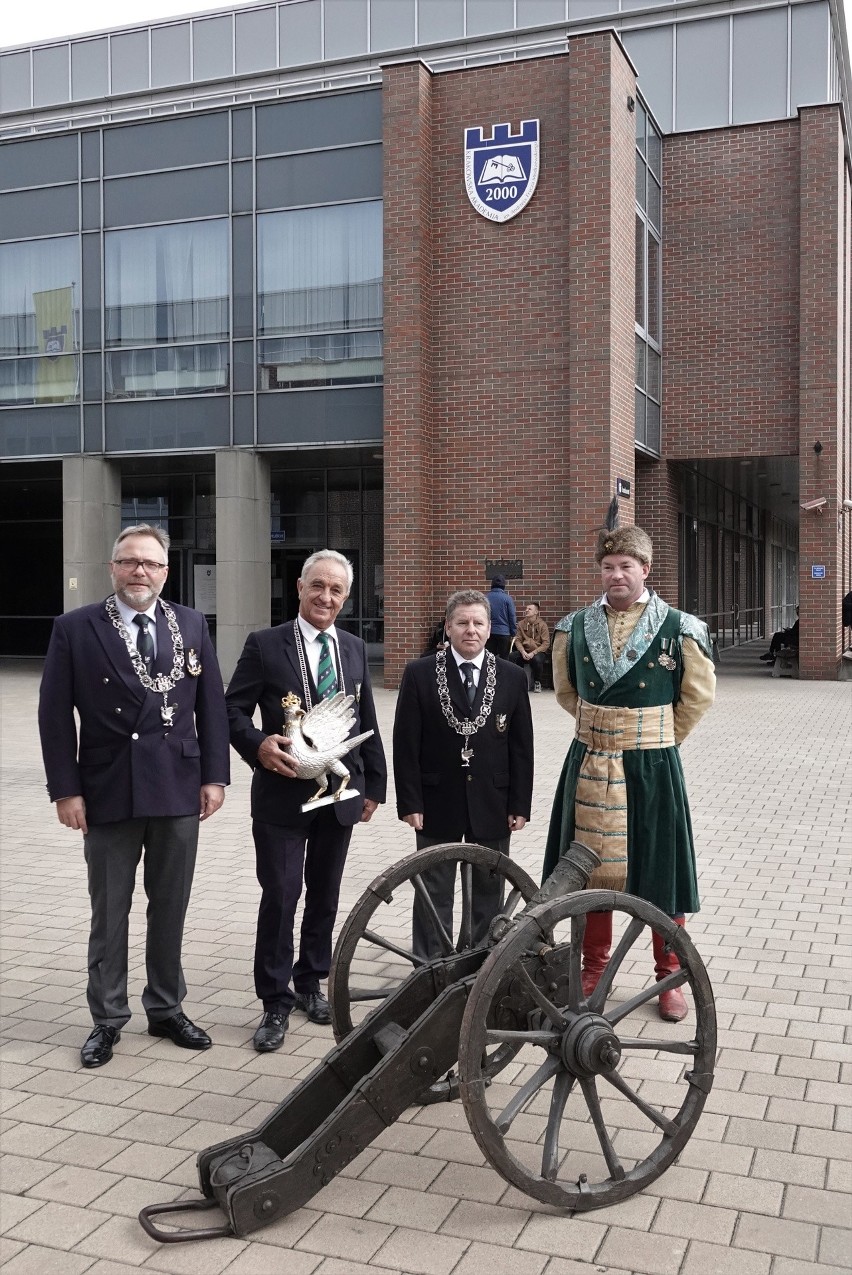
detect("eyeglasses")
[112,558,168,572]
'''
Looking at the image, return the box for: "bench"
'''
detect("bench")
[772,648,799,678]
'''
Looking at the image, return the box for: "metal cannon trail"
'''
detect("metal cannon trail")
[139,840,716,1243]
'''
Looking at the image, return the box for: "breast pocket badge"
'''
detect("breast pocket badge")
[495,713,508,734]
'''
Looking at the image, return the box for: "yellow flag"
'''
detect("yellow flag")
[34,287,76,401]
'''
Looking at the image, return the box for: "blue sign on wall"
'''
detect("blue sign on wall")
[812,564,826,579]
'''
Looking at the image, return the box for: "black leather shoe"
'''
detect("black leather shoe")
[294,990,332,1025]
[81,1024,120,1068]
[147,1012,212,1050]
[253,1012,289,1052]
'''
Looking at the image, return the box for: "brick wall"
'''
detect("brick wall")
[663,121,801,461]
[798,106,848,679]
[383,35,637,685]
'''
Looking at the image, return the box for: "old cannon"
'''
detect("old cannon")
[139,840,715,1242]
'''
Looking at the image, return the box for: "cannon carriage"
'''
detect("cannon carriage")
[140,840,716,1243]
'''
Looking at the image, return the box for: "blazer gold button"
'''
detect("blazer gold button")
[589,680,596,687]
[638,681,646,689]
[115,707,122,714]
[583,656,589,662]
[648,662,655,668]
[131,732,139,740]
[102,677,109,684]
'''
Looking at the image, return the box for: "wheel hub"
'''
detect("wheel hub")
[560,1012,622,1077]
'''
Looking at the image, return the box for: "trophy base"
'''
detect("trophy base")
[300,788,360,814]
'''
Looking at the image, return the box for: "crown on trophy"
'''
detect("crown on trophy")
[281,692,301,710]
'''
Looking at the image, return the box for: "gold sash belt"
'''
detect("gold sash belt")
[573,700,675,890]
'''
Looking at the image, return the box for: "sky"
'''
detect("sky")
[1,0,851,52]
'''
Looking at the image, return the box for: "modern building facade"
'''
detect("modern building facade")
[0,0,850,681]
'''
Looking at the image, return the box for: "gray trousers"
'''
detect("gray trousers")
[412,831,510,960]
[83,815,199,1028]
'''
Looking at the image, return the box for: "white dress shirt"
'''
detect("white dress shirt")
[116,597,159,658]
[297,617,341,689]
[449,646,485,688]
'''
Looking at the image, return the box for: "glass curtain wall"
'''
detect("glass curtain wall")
[679,467,764,649]
[257,201,383,390]
[104,219,229,399]
[270,461,383,652]
[0,237,80,405]
[635,100,662,454]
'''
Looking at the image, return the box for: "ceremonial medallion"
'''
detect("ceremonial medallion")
[658,638,677,670]
[435,649,497,767]
[186,648,202,677]
[161,701,177,726]
[461,742,474,768]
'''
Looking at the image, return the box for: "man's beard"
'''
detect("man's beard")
[114,582,160,609]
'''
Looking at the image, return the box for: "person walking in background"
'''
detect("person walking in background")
[485,574,517,658]
[511,601,550,691]
[393,588,533,958]
[544,521,715,1022]
[38,523,230,1068]
[226,550,386,1052]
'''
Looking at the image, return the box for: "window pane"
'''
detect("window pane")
[622,27,673,134]
[635,151,646,210]
[647,175,661,232]
[646,399,661,453]
[0,237,79,364]
[105,342,229,398]
[105,220,229,346]
[635,335,646,390]
[676,19,729,131]
[0,355,79,405]
[635,389,646,447]
[635,215,645,328]
[647,346,661,401]
[647,120,662,181]
[647,234,660,343]
[732,8,787,125]
[257,202,383,337]
[258,330,382,388]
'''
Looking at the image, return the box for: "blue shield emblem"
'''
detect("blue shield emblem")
[464,119,540,224]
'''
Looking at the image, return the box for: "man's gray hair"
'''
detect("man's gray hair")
[112,523,170,562]
[445,589,491,622]
[301,549,354,593]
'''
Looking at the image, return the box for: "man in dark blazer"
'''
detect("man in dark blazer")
[393,588,534,957]
[226,549,387,1052]
[38,524,230,1069]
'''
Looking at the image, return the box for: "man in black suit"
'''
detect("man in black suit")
[393,588,534,957]
[226,550,387,1051]
[38,524,230,1069]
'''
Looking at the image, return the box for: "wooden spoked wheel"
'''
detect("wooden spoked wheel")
[329,843,538,1100]
[458,889,716,1209]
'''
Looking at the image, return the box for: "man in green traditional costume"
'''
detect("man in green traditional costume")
[543,525,715,1021]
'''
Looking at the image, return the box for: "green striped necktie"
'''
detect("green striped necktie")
[317,631,338,700]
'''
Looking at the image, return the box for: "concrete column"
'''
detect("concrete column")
[215,450,271,681]
[62,455,121,611]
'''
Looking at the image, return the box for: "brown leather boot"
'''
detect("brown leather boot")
[581,911,612,998]
[652,919,688,1022]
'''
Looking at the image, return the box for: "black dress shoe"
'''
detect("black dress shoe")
[253,1012,289,1052]
[81,1024,120,1068]
[147,1012,212,1050]
[294,990,332,1025]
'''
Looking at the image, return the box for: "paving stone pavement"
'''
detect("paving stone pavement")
[1,649,850,1275]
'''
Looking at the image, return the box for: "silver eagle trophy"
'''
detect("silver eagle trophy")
[280,692,375,813]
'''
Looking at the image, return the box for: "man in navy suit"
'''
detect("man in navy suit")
[38,524,230,1068]
[393,589,534,957]
[226,550,387,1051]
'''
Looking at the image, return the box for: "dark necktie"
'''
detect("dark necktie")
[317,632,338,700]
[459,661,476,706]
[134,614,154,671]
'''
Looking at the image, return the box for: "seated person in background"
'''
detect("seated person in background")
[421,619,448,657]
[760,607,799,662]
[511,602,550,691]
